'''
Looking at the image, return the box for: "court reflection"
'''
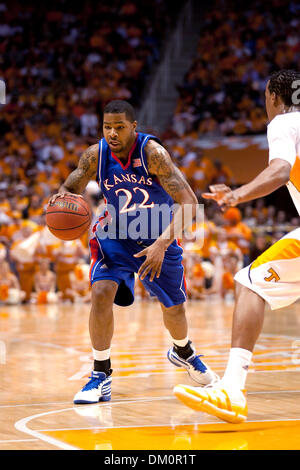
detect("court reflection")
[42,415,300,450]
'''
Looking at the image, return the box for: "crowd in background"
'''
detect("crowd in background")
[0,0,181,212]
[1,0,300,304]
[170,0,300,137]
[0,0,183,305]
[1,178,298,304]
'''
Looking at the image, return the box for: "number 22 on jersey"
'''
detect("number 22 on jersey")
[115,187,155,214]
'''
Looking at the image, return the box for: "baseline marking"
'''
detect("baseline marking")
[15,408,80,450]
[37,416,300,433]
[14,391,300,449]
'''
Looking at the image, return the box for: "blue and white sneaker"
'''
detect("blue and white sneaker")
[73,371,112,404]
[167,346,219,386]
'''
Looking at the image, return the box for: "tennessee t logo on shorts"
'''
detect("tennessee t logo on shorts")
[264,268,280,282]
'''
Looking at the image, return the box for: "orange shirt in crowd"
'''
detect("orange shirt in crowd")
[0,199,10,214]
[188,221,216,258]
[209,239,241,258]
[184,157,215,191]
[222,271,235,291]
[225,223,252,254]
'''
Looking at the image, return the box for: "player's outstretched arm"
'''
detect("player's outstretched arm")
[49,144,98,203]
[134,140,198,282]
[203,158,291,209]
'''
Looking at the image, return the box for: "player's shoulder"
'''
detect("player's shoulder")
[268,111,300,133]
[79,143,99,162]
[144,138,170,171]
[144,134,162,149]
[144,137,163,151]
[144,132,167,159]
[85,143,100,154]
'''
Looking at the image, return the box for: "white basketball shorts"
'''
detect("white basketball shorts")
[235,228,300,310]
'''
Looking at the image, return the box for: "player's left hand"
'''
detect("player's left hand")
[134,241,166,282]
[202,184,238,209]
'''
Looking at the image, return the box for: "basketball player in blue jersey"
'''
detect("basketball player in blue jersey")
[51,100,217,404]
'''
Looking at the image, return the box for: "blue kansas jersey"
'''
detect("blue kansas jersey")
[96,132,174,242]
[89,132,186,308]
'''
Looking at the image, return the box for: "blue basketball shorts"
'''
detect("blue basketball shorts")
[89,235,187,308]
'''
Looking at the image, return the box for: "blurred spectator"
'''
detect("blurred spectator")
[265,206,276,226]
[210,159,234,186]
[80,108,99,137]
[10,224,40,302]
[250,234,271,262]
[0,261,25,304]
[243,206,257,228]
[31,259,60,304]
[0,0,182,214]
[182,150,215,196]
[171,0,300,137]
[223,208,252,265]
[209,228,243,264]
[65,263,91,303]
[53,240,88,300]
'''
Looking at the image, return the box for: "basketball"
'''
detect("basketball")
[46,194,92,241]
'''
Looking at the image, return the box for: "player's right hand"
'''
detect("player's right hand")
[48,192,84,205]
[48,192,68,205]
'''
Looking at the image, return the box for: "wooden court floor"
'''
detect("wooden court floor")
[0,298,300,450]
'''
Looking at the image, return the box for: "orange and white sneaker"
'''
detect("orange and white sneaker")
[173,383,247,424]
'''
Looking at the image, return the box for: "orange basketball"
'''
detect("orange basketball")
[46,194,92,241]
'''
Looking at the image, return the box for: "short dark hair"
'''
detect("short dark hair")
[103,100,136,122]
[268,70,300,107]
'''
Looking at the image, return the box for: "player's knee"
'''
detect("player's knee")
[235,280,257,300]
[164,303,185,317]
[92,282,115,307]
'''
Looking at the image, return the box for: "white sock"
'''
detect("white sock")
[172,336,189,348]
[92,347,111,361]
[222,347,252,390]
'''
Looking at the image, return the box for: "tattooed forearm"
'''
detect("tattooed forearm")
[60,144,98,194]
[61,169,86,194]
[146,140,197,204]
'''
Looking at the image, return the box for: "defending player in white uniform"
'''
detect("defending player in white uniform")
[235,111,300,310]
[174,69,300,423]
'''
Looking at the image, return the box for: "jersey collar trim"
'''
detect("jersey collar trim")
[110,133,139,170]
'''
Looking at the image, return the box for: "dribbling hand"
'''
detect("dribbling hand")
[48,192,84,205]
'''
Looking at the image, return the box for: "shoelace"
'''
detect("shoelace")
[82,374,103,391]
[189,354,208,373]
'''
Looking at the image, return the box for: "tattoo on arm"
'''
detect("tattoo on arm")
[146,140,196,203]
[62,144,98,194]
